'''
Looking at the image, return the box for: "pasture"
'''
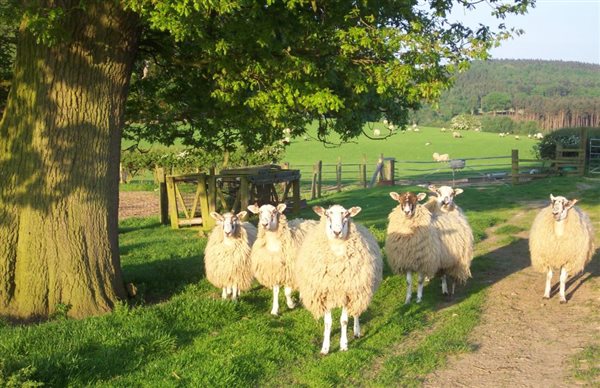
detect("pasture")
[1,176,598,386]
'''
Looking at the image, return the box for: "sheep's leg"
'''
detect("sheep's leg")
[321,311,332,355]
[231,286,238,301]
[226,286,232,296]
[221,287,227,299]
[284,286,296,309]
[271,285,280,315]
[544,269,553,299]
[559,267,568,304]
[353,315,361,338]
[340,307,349,351]
[416,273,425,303]
[451,278,456,296]
[441,275,449,296]
[405,271,413,304]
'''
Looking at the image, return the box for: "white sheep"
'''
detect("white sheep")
[373,129,381,137]
[248,203,317,315]
[514,135,520,140]
[529,194,594,303]
[296,205,383,354]
[499,133,505,137]
[534,132,544,140]
[425,185,474,296]
[452,131,462,138]
[205,211,257,300]
[385,192,444,304]
[432,152,450,162]
[440,127,447,132]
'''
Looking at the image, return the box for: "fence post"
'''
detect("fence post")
[311,162,318,200]
[511,149,519,185]
[240,176,250,218]
[166,176,179,229]
[156,167,169,225]
[359,155,367,189]
[389,158,396,185]
[336,157,342,192]
[317,160,322,198]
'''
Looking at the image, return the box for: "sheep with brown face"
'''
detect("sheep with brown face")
[386,192,444,304]
[529,194,594,303]
[425,185,474,296]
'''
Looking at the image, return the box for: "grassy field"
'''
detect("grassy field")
[2,176,598,386]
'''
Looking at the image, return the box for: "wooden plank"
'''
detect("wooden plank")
[239,177,250,219]
[208,175,217,213]
[166,176,180,229]
[175,184,190,219]
[317,160,322,198]
[178,217,203,227]
[198,175,214,231]
[336,157,342,192]
[156,168,169,225]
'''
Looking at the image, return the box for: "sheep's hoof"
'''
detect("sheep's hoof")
[354,334,361,339]
[320,349,329,355]
[542,295,550,300]
[340,346,348,352]
[287,302,296,309]
[560,299,567,304]
[270,311,279,316]
[442,291,449,296]
[416,298,422,304]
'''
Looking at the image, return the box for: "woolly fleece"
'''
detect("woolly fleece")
[296,219,383,318]
[204,222,257,290]
[529,206,594,274]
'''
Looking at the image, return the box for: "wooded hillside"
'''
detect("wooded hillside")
[413,60,600,130]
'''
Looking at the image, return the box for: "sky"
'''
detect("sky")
[451,0,600,65]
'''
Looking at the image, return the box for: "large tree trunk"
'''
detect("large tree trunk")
[0,2,138,319]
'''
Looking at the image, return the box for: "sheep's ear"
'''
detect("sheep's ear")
[428,184,438,193]
[247,204,260,214]
[313,206,326,217]
[389,192,401,201]
[566,199,578,209]
[236,211,247,220]
[276,203,287,213]
[348,206,362,218]
[454,188,464,196]
[210,212,223,221]
[416,193,427,202]
[550,194,556,202]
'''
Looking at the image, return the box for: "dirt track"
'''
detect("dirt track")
[119,191,159,219]
[425,208,600,387]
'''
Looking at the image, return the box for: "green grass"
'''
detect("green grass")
[571,344,600,385]
[1,177,599,386]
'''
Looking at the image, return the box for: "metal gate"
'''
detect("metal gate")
[589,138,600,174]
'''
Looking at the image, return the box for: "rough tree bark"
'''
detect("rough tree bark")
[0,1,139,319]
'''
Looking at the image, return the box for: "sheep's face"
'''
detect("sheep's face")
[313,205,361,240]
[389,192,426,218]
[210,211,246,237]
[247,203,286,231]
[550,194,577,221]
[428,185,463,209]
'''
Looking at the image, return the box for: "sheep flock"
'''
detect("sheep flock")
[200,186,594,355]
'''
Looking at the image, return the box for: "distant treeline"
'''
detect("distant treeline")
[412,59,600,131]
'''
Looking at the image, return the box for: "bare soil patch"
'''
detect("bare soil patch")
[425,205,600,387]
[119,191,159,219]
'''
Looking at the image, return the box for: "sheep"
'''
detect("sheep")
[440,127,447,132]
[499,133,505,137]
[529,194,594,303]
[452,131,462,138]
[385,192,444,304]
[296,205,383,354]
[373,128,381,137]
[248,203,317,315]
[514,135,520,140]
[204,211,257,300]
[432,152,450,162]
[425,142,431,146]
[534,132,544,140]
[425,185,474,296]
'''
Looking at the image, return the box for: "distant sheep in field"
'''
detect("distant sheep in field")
[529,194,594,303]
[432,152,450,162]
[425,142,431,146]
[296,205,383,354]
[425,185,474,296]
[499,133,505,137]
[204,211,257,300]
[534,132,544,140]
[452,131,462,138]
[248,203,317,315]
[373,129,381,137]
[440,127,447,132]
[385,192,443,303]
[514,135,520,140]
